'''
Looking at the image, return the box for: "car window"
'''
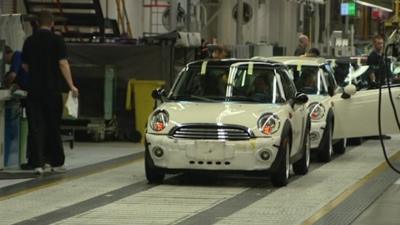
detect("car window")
[230,65,284,103]
[288,65,328,95]
[277,69,296,100]
[322,64,337,96]
[170,65,229,100]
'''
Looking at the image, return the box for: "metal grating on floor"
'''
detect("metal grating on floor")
[313,162,400,225]
[0,171,39,179]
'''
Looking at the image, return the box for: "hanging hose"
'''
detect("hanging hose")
[378,43,400,174]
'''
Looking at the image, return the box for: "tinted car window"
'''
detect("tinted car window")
[288,65,328,95]
[322,64,337,96]
[230,65,284,103]
[278,69,296,100]
[171,66,229,100]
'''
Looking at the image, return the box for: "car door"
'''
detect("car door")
[279,69,306,154]
[322,64,338,96]
[332,85,400,139]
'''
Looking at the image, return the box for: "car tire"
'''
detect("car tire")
[271,136,290,187]
[317,120,333,162]
[145,148,165,184]
[333,138,346,154]
[293,120,310,175]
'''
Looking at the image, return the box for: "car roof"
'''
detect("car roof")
[187,58,285,68]
[257,56,327,67]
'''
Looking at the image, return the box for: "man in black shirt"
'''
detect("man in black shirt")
[21,11,79,173]
[367,35,390,88]
[366,35,391,139]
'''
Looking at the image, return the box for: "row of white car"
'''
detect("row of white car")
[144,56,400,187]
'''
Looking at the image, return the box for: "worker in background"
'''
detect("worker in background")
[294,34,310,56]
[20,10,79,173]
[305,48,320,57]
[364,35,391,139]
[3,46,29,90]
[366,35,390,88]
[211,45,231,59]
[196,39,208,60]
[210,45,231,95]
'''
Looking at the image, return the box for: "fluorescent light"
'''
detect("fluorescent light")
[356,0,393,12]
[307,0,325,4]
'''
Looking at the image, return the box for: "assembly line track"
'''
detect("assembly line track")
[0,152,144,200]
[2,143,400,225]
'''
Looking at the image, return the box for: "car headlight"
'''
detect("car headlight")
[257,113,280,135]
[308,102,325,120]
[150,110,169,132]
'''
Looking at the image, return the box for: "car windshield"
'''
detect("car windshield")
[169,65,230,101]
[288,65,327,95]
[230,65,284,103]
[169,63,284,103]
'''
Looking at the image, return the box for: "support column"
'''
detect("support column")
[314,3,320,46]
[236,0,243,45]
[299,3,305,33]
[325,0,331,54]
[186,0,191,32]
[265,0,270,43]
[169,0,178,31]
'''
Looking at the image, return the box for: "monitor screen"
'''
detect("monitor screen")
[341,3,349,16]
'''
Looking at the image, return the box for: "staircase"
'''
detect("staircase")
[23,0,120,42]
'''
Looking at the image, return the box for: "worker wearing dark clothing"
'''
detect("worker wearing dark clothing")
[4,46,29,90]
[366,35,391,88]
[21,11,79,173]
[365,35,391,140]
[23,30,66,97]
[367,51,384,86]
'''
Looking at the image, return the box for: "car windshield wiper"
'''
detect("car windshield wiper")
[226,96,264,102]
[189,95,220,102]
[169,95,219,102]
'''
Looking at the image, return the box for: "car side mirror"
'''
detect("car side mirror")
[151,88,167,101]
[293,92,308,106]
[341,84,356,99]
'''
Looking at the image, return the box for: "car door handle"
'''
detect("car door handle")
[397,95,400,99]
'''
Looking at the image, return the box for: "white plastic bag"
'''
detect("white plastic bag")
[65,91,78,118]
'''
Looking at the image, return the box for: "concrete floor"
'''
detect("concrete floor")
[0,137,399,225]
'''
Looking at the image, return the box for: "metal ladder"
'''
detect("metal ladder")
[115,0,132,38]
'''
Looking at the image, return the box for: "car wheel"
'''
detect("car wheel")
[333,138,346,154]
[145,148,165,184]
[271,136,290,187]
[293,122,310,175]
[317,120,333,162]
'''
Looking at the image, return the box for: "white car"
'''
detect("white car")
[145,59,310,187]
[260,56,347,162]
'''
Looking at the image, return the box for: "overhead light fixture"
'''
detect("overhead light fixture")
[356,0,393,13]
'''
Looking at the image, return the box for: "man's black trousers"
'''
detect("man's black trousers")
[26,94,65,167]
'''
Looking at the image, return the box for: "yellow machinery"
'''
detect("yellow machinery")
[126,80,165,143]
[385,0,400,27]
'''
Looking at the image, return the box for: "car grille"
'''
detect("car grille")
[170,125,252,140]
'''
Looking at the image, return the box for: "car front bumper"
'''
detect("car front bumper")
[145,134,281,171]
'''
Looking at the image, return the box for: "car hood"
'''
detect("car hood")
[151,101,287,132]
[306,95,328,104]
